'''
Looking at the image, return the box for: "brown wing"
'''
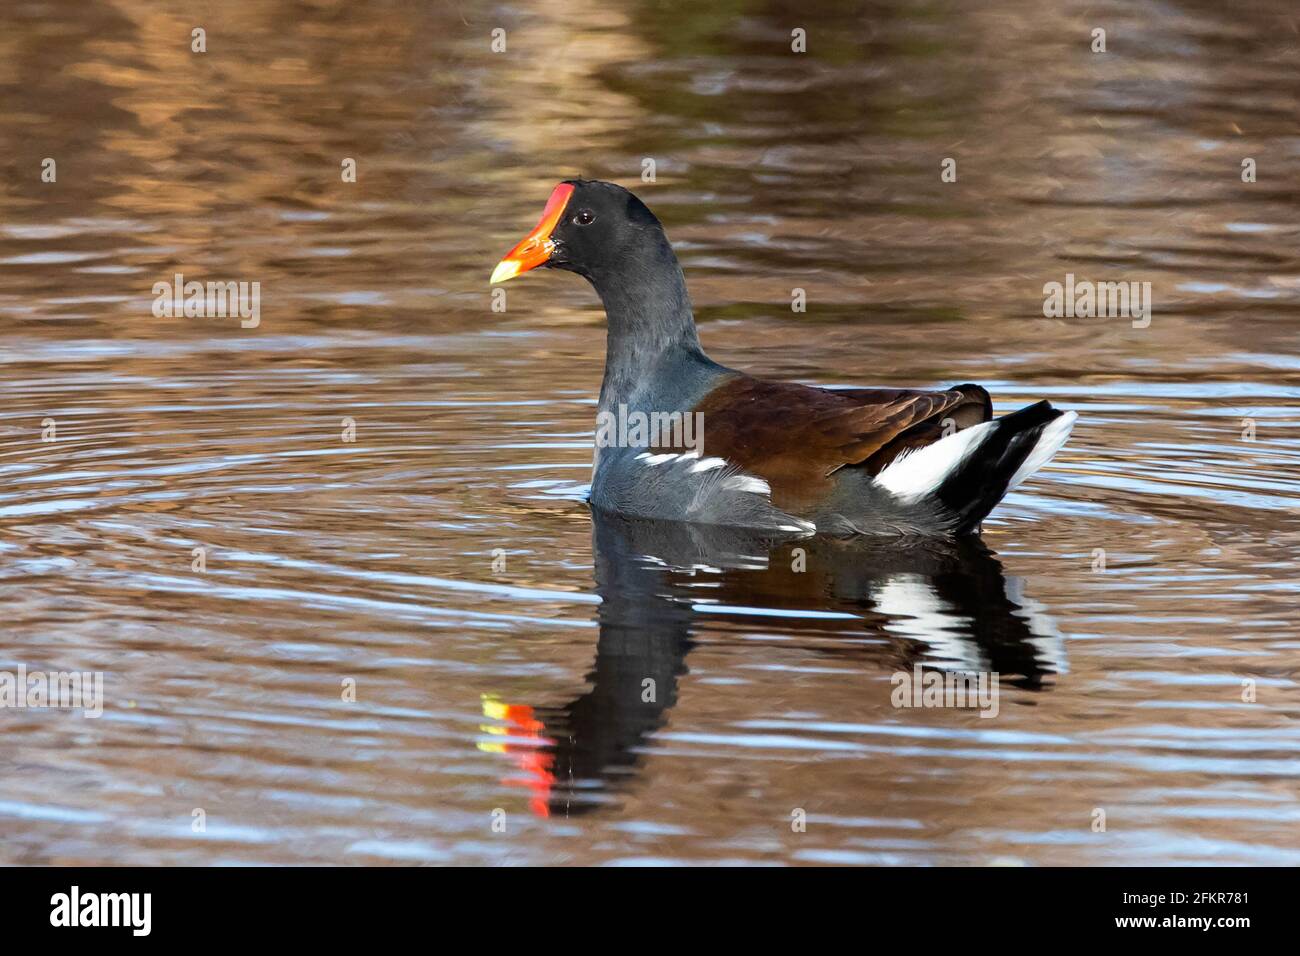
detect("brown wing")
[691,376,991,510]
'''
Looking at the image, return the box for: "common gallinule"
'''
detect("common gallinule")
[491,180,1076,536]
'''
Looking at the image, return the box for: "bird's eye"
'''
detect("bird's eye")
[574,209,596,226]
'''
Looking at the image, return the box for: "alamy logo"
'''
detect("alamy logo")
[595,403,705,453]
[152,272,260,328]
[890,665,999,718]
[1043,273,1151,328]
[0,665,102,718]
[50,886,151,936]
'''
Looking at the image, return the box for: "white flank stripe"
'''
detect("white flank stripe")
[688,457,726,473]
[874,420,997,501]
[1007,410,1077,490]
[722,475,771,495]
[636,452,678,466]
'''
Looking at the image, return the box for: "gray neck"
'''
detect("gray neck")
[590,237,708,412]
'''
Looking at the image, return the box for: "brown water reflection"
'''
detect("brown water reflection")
[487,517,1065,821]
[0,0,1298,864]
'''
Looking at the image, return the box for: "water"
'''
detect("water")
[1,0,1298,865]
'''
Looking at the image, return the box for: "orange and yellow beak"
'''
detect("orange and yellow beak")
[489,183,575,284]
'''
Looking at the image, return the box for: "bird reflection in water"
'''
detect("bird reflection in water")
[480,511,1067,818]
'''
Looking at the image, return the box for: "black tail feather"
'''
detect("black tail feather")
[935,401,1064,533]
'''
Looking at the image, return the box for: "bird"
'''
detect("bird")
[490,179,1076,536]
